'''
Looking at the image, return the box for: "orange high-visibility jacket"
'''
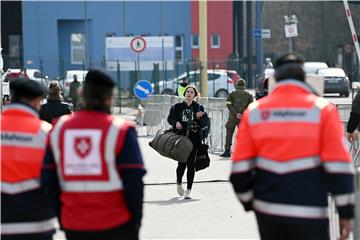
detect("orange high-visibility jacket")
[1,103,56,236]
[230,80,354,223]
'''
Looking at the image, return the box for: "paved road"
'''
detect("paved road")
[53,91,356,239]
[54,135,259,239]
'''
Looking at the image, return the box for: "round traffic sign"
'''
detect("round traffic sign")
[130,36,146,53]
[133,80,153,100]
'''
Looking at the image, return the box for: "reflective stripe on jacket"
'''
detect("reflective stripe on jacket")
[1,103,55,235]
[230,80,354,222]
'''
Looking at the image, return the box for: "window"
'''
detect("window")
[211,33,220,48]
[71,33,85,64]
[208,73,220,80]
[9,35,21,57]
[34,71,41,78]
[175,35,183,61]
[191,34,199,49]
[189,73,199,83]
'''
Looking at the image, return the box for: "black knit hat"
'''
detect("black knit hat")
[10,79,48,97]
[274,53,304,69]
[84,69,115,88]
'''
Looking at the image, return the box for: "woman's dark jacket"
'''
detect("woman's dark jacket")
[167,101,209,146]
[40,99,72,124]
[347,91,360,133]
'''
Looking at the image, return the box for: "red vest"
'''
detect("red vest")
[1,103,56,235]
[50,111,132,230]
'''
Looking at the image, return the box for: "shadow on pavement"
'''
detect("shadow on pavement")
[145,197,200,205]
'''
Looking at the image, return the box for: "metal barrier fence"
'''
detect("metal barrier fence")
[328,103,359,240]
[139,97,359,240]
[137,94,229,153]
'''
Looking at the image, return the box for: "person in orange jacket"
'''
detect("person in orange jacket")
[230,53,354,240]
[1,79,56,240]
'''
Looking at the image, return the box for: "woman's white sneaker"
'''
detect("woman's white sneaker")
[177,183,184,196]
[184,189,191,199]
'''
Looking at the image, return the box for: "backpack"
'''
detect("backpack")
[197,104,210,140]
[200,116,211,140]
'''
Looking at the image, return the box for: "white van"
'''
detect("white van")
[304,62,328,75]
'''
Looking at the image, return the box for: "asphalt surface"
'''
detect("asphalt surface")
[53,122,260,239]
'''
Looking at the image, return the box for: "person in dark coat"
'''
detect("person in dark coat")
[69,74,81,111]
[346,91,360,143]
[40,81,71,124]
[167,85,209,199]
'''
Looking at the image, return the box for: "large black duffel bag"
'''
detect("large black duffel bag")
[149,129,193,163]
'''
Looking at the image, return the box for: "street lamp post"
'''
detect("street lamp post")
[284,14,298,52]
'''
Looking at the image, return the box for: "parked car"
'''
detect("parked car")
[255,68,274,99]
[304,62,328,74]
[2,68,49,87]
[217,69,241,84]
[58,70,88,99]
[316,67,350,97]
[156,70,236,98]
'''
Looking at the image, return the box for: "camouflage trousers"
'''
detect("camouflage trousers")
[224,119,240,150]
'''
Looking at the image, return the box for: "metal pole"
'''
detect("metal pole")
[122,1,126,36]
[255,0,263,76]
[137,54,140,81]
[246,1,253,88]
[289,37,293,52]
[162,38,165,90]
[117,60,121,114]
[199,0,208,97]
[84,0,88,69]
[40,59,44,86]
[237,1,244,60]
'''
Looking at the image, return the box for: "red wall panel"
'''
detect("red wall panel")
[191,1,233,68]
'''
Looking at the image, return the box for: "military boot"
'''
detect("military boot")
[220,147,231,157]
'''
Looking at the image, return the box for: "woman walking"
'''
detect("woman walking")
[167,85,209,199]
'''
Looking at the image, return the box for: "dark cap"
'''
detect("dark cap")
[274,53,304,69]
[84,69,115,88]
[237,79,246,87]
[10,79,48,98]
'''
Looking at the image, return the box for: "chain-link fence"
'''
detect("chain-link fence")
[2,54,248,107]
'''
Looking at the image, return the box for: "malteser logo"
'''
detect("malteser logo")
[1,133,32,142]
[261,110,270,121]
[74,137,91,158]
[272,110,306,118]
[260,110,307,121]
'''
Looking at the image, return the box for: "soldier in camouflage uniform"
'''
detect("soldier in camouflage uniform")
[220,79,253,157]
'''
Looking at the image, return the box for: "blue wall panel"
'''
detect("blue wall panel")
[22,1,191,87]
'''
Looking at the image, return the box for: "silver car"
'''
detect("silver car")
[157,70,235,98]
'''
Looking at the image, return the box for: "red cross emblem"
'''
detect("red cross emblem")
[261,110,271,121]
[74,137,91,158]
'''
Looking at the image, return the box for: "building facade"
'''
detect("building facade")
[16,1,234,88]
